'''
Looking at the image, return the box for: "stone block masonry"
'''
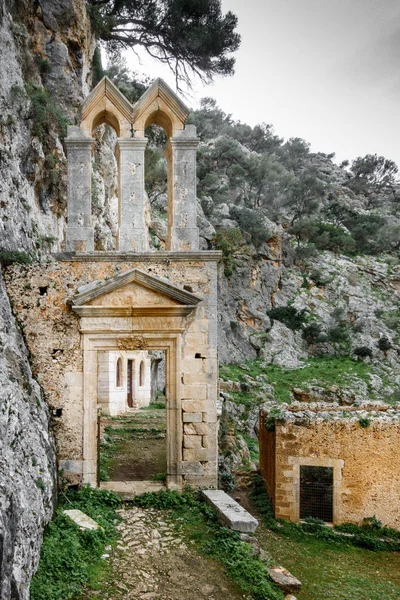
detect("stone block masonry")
[259,400,400,529]
[4,252,221,490]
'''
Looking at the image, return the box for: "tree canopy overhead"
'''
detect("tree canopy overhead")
[87,0,241,88]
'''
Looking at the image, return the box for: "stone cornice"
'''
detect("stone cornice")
[55,251,222,263]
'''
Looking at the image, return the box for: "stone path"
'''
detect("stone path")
[81,506,248,600]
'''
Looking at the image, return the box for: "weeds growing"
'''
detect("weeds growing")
[30,486,121,600]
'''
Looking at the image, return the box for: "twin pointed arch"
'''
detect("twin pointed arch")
[80,76,189,139]
[65,76,199,252]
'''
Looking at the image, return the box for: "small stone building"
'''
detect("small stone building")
[97,350,152,415]
[5,77,220,490]
[259,400,400,529]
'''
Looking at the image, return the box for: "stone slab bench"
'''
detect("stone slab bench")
[202,490,258,533]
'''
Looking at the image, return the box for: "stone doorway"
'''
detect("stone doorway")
[98,349,169,494]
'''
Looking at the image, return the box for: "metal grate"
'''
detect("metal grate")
[300,465,333,522]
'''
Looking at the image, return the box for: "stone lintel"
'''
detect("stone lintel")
[72,306,196,318]
[54,251,222,262]
[63,509,100,531]
[202,490,259,533]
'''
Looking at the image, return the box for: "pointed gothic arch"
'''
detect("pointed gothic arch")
[80,77,134,138]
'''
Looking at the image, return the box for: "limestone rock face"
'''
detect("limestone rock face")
[0,271,56,600]
[0,0,93,255]
[0,0,91,596]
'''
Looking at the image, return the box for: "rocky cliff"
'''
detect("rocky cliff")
[0,0,93,596]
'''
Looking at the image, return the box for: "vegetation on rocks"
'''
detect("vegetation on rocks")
[30,487,122,600]
[219,357,377,405]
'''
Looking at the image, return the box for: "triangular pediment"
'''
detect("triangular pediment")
[133,78,189,124]
[81,77,134,124]
[132,78,190,136]
[71,268,201,317]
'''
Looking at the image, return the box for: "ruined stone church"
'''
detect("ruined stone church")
[6,77,220,490]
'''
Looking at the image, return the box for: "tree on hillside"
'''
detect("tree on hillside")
[87,0,241,88]
[346,154,399,206]
[284,170,326,224]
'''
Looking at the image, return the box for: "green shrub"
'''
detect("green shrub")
[0,250,32,266]
[358,416,371,428]
[212,228,244,276]
[302,322,326,344]
[267,306,306,331]
[230,206,271,248]
[309,269,333,286]
[354,346,373,359]
[26,83,69,142]
[377,336,393,352]
[327,324,350,344]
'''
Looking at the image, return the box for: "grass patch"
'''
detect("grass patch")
[242,433,259,463]
[30,486,121,600]
[220,357,375,404]
[131,489,283,599]
[141,401,166,410]
[99,435,118,482]
[104,425,164,437]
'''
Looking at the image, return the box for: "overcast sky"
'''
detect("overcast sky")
[122,0,400,166]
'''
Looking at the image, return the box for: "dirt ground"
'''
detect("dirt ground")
[101,406,167,481]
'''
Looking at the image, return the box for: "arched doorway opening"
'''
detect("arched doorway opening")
[98,348,168,490]
[91,123,119,250]
[145,124,168,250]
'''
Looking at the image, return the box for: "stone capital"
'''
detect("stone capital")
[169,137,199,151]
[116,138,148,151]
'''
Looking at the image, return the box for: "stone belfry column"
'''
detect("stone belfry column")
[65,126,95,251]
[167,125,200,251]
[117,138,149,252]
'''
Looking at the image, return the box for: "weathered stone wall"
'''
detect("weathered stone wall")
[0,271,56,600]
[259,412,400,529]
[4,253,219,488]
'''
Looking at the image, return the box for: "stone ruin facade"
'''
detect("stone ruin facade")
[5,77,220,490]
[259,399,400,529]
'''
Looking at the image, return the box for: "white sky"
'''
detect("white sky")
[121,0,400,166]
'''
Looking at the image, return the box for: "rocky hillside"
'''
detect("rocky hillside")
[0,0,93,596]
[0,0,399,594]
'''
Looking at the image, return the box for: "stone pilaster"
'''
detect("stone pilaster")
[117,138,148,252]
[65,127,95,251]
[167,125,199,251]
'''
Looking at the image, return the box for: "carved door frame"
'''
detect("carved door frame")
[82,331,182,489]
